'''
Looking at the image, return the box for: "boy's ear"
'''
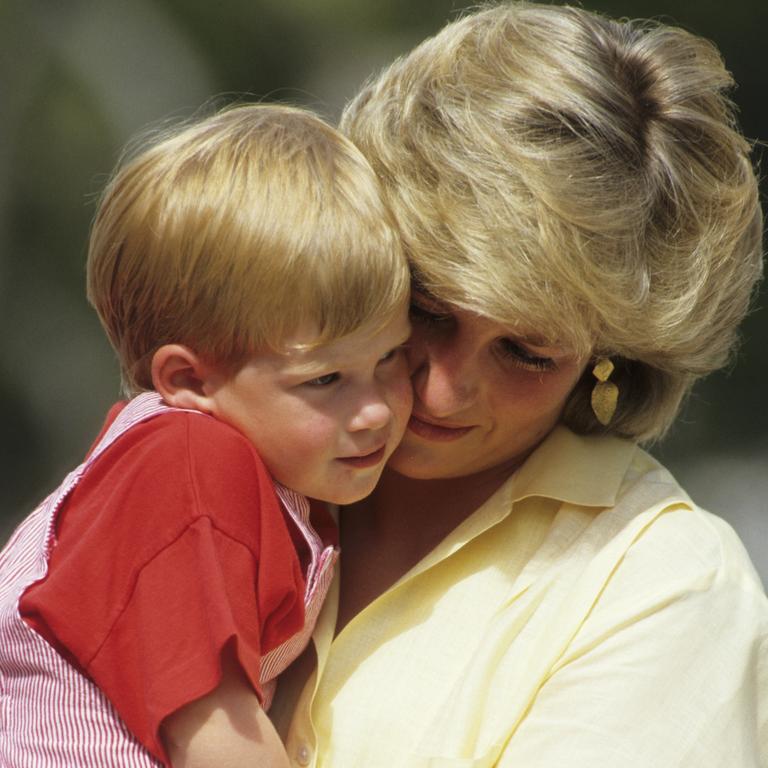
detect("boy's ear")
[151,344,219,413]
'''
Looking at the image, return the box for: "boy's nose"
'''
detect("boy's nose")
[348,395,393,432]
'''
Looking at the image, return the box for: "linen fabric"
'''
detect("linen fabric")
[278,426,768,767]
[1,393,337,767]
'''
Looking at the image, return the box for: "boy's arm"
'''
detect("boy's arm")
[161,644,289,768]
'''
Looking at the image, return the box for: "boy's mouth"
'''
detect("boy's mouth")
[337,445,387,469]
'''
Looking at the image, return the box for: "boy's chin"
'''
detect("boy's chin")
[322,476,383,506]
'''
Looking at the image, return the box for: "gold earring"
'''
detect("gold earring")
[591,357,618,426]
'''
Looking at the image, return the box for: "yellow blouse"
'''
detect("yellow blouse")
[275,427,768,767]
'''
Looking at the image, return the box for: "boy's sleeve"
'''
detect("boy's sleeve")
[20,413,306,766]
[88,517,267,764]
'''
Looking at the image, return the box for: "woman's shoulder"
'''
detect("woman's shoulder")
[613,497,766,606]
[541,448,768,688]
[533,434,768,638]
[517,427,765,596]
[613,446,764,591]
[550,447,768,665]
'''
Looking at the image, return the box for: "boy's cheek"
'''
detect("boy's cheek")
[392,368,415,425]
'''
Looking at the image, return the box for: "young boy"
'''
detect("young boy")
[0,105,412,767]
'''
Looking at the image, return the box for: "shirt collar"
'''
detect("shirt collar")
[510,425,637,508]
[392,426,638,587]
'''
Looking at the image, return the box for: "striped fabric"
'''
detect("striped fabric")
[262,485,337,709]
[0,392,337,766]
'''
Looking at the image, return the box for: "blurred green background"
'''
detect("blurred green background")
[2,0,767,581]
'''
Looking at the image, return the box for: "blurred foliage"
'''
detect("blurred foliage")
[1,0,767,548]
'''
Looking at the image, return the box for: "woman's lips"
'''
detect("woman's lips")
[337,445,387,468]
[407,414,474,442]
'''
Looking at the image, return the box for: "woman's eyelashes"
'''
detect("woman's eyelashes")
[410,298,556,372]
[380,344,408,363]
[409,300,451,326]
[497,338,556,372]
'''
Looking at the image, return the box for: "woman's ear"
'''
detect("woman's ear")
[151,344,219,413]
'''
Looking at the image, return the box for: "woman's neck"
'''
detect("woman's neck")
[368,468,509,546]
[336,464,514,633]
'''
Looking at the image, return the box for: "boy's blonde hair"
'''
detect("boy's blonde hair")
[88,104,409,394]
[341,2,763,441]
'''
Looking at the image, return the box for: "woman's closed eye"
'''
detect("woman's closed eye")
[409,301,452,326]
[379,344,407,364]
[497,338,556,372]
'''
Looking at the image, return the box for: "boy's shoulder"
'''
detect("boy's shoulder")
[90,405,276,509]
[120,407,268,470]
[67,405,283,552]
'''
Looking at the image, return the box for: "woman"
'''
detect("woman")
[271,3,766,765]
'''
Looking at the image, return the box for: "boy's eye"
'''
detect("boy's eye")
[305,372,339,387]
[497,338,556,372]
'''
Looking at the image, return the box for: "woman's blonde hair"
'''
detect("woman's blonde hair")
[341,2,763,441]
[88,103,409,395]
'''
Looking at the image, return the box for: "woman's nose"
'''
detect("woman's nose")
[409,337,477,418]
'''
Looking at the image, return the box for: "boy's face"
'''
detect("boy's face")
[207,307,413,504]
